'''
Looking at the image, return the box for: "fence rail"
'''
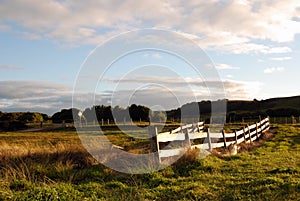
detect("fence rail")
[149,117,270,162]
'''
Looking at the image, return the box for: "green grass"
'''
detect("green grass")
[0,125,299,200]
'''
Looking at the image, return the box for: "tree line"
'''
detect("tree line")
[51,104,166,124]
[0,112,50,131]
[1,95,300,131]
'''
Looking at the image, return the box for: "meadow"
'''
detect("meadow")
[0,124,299,200]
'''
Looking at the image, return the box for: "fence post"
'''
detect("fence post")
[234,130,238,144]
[207,130,212,152]
[255,122,259,139]
[184,127,191,148]
[148,126,160,163]
[248,124,252,143]
[243,126,246,142]
[222,130,226,148]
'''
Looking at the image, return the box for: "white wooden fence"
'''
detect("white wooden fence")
[149,117,270,162]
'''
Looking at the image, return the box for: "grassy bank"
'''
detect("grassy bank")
[0,125,299,200]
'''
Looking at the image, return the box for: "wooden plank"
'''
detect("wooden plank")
[157,133,185,142]
[197,122,204,126]
[209,132,223,138]
[244,126,249,133]
[237,137,244,144]
[249,130,257,142]
[236,129,244,137]
[159,148,185,158]
[248,124,256,130]
[181,124,193,130]
[193,126,204,132]
[171,126,182,134]
[189,132,207,140]
[221,132,236,138]
[257,127,262,133]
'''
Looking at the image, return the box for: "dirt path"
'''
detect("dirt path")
[17,125,65,132]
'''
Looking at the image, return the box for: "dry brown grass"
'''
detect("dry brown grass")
[0,132,99,185]
[174,148,200,166]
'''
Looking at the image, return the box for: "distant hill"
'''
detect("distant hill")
[167,95,300,122]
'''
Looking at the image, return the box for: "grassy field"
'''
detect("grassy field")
[0,125,299,200]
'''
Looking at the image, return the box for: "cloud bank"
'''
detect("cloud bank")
[0,78,262,114]
[0,0,299,53]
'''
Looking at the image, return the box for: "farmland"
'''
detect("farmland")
[0,124,299,200]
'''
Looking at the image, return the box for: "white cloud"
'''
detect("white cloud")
[142,54,149,58]
[270,57,292,61]
[264,67,285,74]
[142,53,162,59]
[152,53,162,59]
[258,59,264,62]
[0,23,10,31]
[0,81,70,99]
[0,78,263,114]
[215,63,240,70]
[0,81,72,114]
[0,0,299,53]
[103,75,262,101]
[21,32,41,40]
[211,43,292,54]
[0,65,23,70]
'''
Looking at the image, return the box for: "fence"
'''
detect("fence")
[149,117,270,162]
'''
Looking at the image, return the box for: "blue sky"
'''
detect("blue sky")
[0,0,300,114]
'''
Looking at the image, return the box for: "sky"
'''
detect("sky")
[0,0,300,115]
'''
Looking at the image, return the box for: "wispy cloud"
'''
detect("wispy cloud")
[103,75,262,100]
[264,67,285,74]
[143,53,162,59]
[0,77,263,114]
[0,81,72,114]
[0,65,23,70]
[269,57,292,61]
[0,24,10,31]
[215,63,240,70]
[152,53,162,59]
[210,43,292,54]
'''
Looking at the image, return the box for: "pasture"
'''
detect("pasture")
[0,124,299,200]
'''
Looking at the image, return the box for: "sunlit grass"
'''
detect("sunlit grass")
[0,125,299,200]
